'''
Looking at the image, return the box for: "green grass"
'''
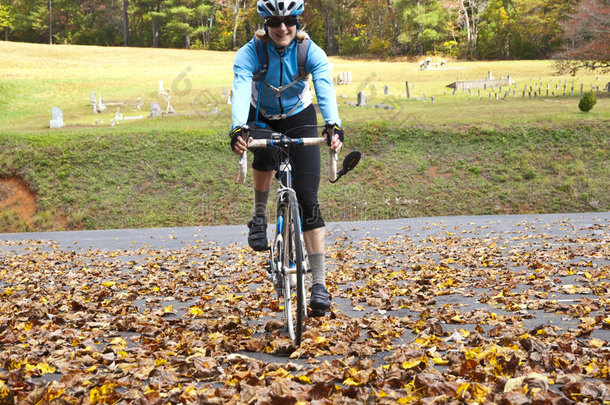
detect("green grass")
[0,41,608,232]
[0,121,607,232]
[1,41,608,133]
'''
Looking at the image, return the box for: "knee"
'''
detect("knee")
[299,195,324,231]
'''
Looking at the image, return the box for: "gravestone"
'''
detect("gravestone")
[384,85,389,95]
[405,82,410,99]
[97,95,106,112]
[136,97,143,111]
[50,107,64,129]
[158,79,168,99]
[150,102,161,117]
[357,92,366,106]
[90,92,96,106]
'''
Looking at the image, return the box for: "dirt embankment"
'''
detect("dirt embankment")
[0,176,37,224]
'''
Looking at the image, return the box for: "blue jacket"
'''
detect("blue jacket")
[231,34,341,129]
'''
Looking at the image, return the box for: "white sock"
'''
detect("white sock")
[253,188,269,218]
[309,253,325,286]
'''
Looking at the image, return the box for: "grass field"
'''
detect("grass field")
[0,41,608,232]
[1,41,608,132]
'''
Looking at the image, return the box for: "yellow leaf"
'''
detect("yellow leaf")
[589,338,604,348]
[36,362,56,375]
[402,358,424,370]
[155,358,167,367]
[0,380,12,398]
[297,375,311,384]
[431,357,449,365]
[164,305,174,313]
[315,336,328,345]
[343,377,361,386]
[109,337,127,346]
[102,281,115,288]
[457,382,489,404]
[89,382,117,404]
[450,315,464,323]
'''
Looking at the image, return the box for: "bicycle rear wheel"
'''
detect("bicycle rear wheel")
[281,192,307,346]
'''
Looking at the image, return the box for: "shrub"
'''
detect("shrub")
[578,92,597,112]
[368,37,391,56]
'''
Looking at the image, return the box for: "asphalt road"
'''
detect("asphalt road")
[1,212,607,252]
[1,212,608,368]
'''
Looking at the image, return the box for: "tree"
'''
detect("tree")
[396,0,451,56]
[556,0,609,74]
[123,0,129,45]
[0,2,13,41]
[444,0,488,57]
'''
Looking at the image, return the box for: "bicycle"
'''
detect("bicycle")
[236,123,360,346]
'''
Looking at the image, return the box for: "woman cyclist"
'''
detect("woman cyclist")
[229,0,344,316]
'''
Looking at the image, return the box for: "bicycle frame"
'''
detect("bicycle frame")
[239,126,336,345]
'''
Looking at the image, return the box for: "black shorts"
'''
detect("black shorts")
[247,104,324,231]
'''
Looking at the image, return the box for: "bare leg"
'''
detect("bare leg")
[303,227,324,255]
[253,169,274,193]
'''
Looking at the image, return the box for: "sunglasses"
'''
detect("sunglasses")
[265,17,299,28]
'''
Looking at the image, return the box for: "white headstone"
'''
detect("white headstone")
[97,94,106,112]
[90,91,96,106]
[50,107,64,129]
[151,102,161,117]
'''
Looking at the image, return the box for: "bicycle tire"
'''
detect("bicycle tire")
[288,191,307,346]
[273,200,294,340]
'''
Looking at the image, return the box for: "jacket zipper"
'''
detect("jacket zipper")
[279,52,284,114]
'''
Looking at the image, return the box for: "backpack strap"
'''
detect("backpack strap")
[252,37,269,82]
[295,37,311,80]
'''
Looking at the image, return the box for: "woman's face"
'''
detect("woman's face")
[266,17,297,47]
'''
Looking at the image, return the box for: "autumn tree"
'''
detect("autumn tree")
[0,1,13,41]
[443,0,488,57]
[556,0,610,74]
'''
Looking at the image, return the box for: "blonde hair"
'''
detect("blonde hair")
[255,29,308,43]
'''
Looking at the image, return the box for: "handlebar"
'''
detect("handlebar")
[236,123,338,184]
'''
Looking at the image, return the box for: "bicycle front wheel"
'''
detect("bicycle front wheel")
[282,191,307,346]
